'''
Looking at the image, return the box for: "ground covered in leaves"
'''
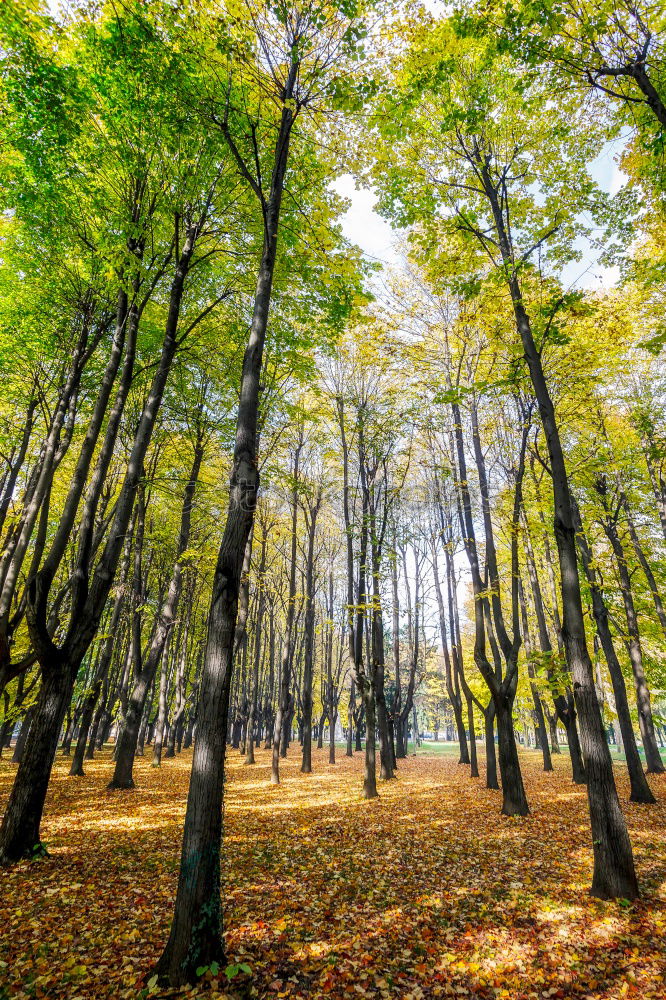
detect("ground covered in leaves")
[1,746,665,1000]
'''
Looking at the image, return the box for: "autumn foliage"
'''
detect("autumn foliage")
[1,747,665,1000]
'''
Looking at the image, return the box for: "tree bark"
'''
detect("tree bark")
[521,508,586,783]
[153,67,299,983]
[432,540,469,764]
[573,499,656,803]
[481,163,638,896]
[110,435,203,787]
[11,706,33,764]
[301,490,321,774]
[272,440,301,783]
[0,664,75,861]
[597,492,664,775]
[0,221,203,864]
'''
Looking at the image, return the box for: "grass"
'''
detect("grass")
[336,737,666,764]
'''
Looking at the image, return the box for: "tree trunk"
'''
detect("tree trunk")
[3,227,202,863]
[600,504,664,775]
[71,535,133,777]
[495,696,529,816]
[0,718,12,757]
[432,540,469,765]
[573,500,656,804]
[152,72,300,983]
[137,697,152,757]
[109,437,203,787]
[484,701,499,790]
[487,186,638,895]
[362,680,378,798]
[11,706,33,764]
[272,442,300,784]
[152,645,171,768]
[0,659,80,861]
[518,574,552,773]
[522,507,585,783]
[60,708,76,756]
[346,681,355,757]
[301,492,321,775]
[466,691,479,778]
[246,533,268,766]
[166,633,188,760]
[69,686,98,777]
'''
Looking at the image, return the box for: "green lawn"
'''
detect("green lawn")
[334,738,666,764]
[414,739,666,764]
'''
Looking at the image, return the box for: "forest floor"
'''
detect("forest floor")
[1,747,665,1000]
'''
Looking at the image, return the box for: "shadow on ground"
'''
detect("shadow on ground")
[1,745,665,999]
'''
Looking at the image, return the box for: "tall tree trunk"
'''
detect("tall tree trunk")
[327,572,337,765]
[573,500,656,804]
[484,700,499,790]
[246,530,269,765]
[109,436,203,788]
[356,424,377,798]
[432,540,469,764]
[469,397,529,815]
[450,395,526,810]
[495,696,528,815]
[152,72,300,983]
[11,706,33,764]
[301,491,321,775]
[518,575,552,772]
[1,663,78,861]
[445,534,478,777]
[521,509,586,783]
[1,225,202,864]
[394,546,420,775]
[70,529,133,777]
[272,440,301,783]
[371,541,393,781]
[166,628,189,760]
[483,169,638,896]
[362,679,378,797]
[152,643,172,768]
[391,542,405,760]
[346,680,355,758]
[597,492,664,775]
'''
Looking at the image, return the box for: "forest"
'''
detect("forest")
[1,0,666,998]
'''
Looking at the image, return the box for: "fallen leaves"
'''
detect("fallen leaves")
[0,747,665,1000]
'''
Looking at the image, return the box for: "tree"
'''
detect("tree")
[152,0,373,983]
[367,18,639,897]
[0,2,235,863]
